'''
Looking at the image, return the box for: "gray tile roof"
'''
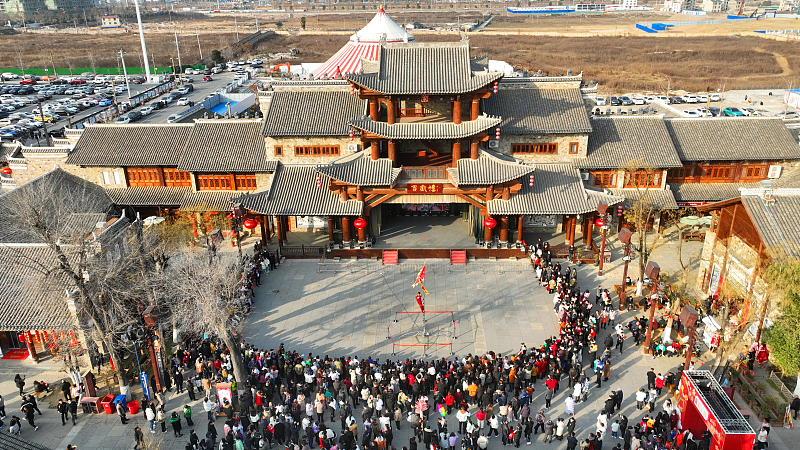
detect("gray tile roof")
[178,121,276,173]
[66,124,195,166]
[669,182,758,203]
[346,41,504,95]
[237,164,363,216]
[741,193,800,259]
[576,117,682,170]
[261,91,365,136]
[349,116,502,140]
[448,148,535,186]
[665,118,800,162]
[0,168,114,244]
[315,152,401,187]
[609,188,679,210]
[106,186,191,206]
[0,422,56,448]
[482,88,592,134]
[0,246,80,331]
[0,142,20,160]
[176,107,215,123]
[488,163,622,215]
[180,191,237,211]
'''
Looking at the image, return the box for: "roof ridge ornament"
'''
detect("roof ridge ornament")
[379,34,387,46]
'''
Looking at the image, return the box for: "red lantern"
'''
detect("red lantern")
[226,214,233,219]
[528,174,534,187]
[484,217,497,229]
[617,205,623,217]
[353,217,367,229]
[349,129,354,141]
[595,218,605,228]
[316,174,322,188]
[1,167,11,175]
[243,218,258,230]
[18,333,25,343]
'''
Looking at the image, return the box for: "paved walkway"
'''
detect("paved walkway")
[5,233,793,450]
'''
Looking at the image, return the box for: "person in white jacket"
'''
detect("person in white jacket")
[145,406,156,433]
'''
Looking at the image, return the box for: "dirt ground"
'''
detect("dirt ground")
[4,10,799,93]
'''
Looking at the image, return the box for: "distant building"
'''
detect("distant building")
[3,0,95,15]
[663,0,697,12]
[701,0,729,12]
[100,15,121,29]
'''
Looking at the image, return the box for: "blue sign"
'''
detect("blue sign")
[140,373,150,401]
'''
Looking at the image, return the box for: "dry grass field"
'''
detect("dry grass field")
[3,9,799,93]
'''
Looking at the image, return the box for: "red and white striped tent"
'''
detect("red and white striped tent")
[311,7,414,80]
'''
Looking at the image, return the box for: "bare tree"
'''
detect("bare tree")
[88,52,98,75]
[0,171,161,390]
[620,161,677,281]
[14,45,25,76]
[162,250,250,393]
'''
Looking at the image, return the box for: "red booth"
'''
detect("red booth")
[677,371,756,450]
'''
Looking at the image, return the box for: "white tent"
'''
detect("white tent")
[311,7,414,80]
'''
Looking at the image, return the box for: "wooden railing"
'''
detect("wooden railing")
[401,166,448,180]
[400,107,424,117]
[280,245,324,257]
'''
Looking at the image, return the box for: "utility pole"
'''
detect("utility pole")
[132,0,152,81]
[256,17,259,32]
[37,101,51,145]
[195,28,203,60]
[174,31,183,75]
[49,52,57,77]
[235,17,240,41]
[119,50,132,99]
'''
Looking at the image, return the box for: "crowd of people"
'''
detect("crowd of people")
[125,241,771,450]
[1,243,774,450]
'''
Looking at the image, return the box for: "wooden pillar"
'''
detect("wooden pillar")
[586,218,594,246]
[452,139,461,166]
[369,98,378,120]
[388,139,397,167]
[387,97,396,124]
[471,97,480,120]
[370,140,379,160]
[569,216,577,247]
[275,215,284,246]
[517,214,524,243]
[499,215,509,243]
[356,187,364,202]
[327,216,335,242]
[453,96,462,124]
[340,187,349,202]
[342,216,352,243]
[260,216,268,247]
[357,220,367,243]
[502,186,510,201]
[470,137,479,160]
[484,216,493,242]
[486,185,494,201]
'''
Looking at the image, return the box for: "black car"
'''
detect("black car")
[669,96,684,104]
[709,106,721,117]
[609,96,621,106]
[127,110,143,121]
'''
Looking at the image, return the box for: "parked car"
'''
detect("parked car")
[643,96,655,104]
[632,97,646,105]
[202,76,213,82]
[722,107,744,117]
[709,107,721,117]
[683,110,702,118]
[682,94,698,103]
[697,94,709,102]
[619,96,634,106]
[595,97,606,106]
[669,96,684,104]
[709,93,722,102]
[609,96,621,106]
[176,97,190,105]
[115,116,132,124]
[140,106,154,115]
[167,113,180,123]
[742,107,760,116]
[99,99,113,106]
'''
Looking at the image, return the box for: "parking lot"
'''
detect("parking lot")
[1,71,240,145]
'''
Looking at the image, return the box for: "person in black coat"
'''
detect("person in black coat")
[566,432,578,450]
[207,421,218,448]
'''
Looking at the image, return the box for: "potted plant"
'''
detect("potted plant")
[593,254,600,266]
[754,381,768,395]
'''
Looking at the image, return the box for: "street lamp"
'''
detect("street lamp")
[618,227,632,310]
[118,50,132,99]
[642,261,661,355]
[596,201,609,276]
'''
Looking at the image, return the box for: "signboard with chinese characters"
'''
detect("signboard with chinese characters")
[407,183,442,194]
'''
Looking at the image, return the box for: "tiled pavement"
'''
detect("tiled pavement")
[5,247,792,450]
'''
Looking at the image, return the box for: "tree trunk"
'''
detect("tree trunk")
[220,329,246,395]
[711,298,733,374]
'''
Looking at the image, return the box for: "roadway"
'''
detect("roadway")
[139,72,238,124]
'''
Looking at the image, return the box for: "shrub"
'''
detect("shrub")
[754,381,768,392]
